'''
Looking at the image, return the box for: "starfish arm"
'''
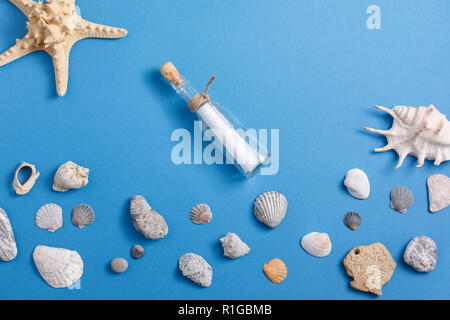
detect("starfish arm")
[9,0,36,17]
[76,19,127,40]
[51,48,70,96]
[0,38,36,67]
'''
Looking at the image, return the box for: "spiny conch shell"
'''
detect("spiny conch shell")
[53,161,89,192]
[263,258,287,284]
[130,195,169,240]
[254,191,288,228]
[427,174,450,213]
[33,245,84,288]
[390,186,414,214]
[344,169,370,199]
[35,203,63,232]
[343,211,362,231]
[13,162,40,195]
[364,105,450,168]
[220,233,250,259]
[178,253,213,287]
[72,204,95,228]
[0,208,18,262]
[190,203,212,225]
[300,232,332,258]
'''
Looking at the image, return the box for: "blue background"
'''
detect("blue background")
[0,0,449,300]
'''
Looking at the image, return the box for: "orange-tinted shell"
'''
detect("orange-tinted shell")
[263,258,287,284]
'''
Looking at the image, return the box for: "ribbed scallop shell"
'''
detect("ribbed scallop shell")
[190,203,212,225]
[254,191,288,228]
[301,232,332,257]
[263,258,287,284]
[344,169,370,199]
[343,211,362,230]
[390,186,414,214]
[35,203,63,232]
[72,204,95,228]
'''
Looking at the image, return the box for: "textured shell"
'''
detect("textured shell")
[0,208,18,261]
[72,204,95,228]
[130,195,168,240]
[301,232,332,257]
[190,203,212,225]
[220,233,250,259]
[35,203,63,232]
[53,161,89,192]
[344,169,370,199]
[254,191,288,228]
[263,258,287,284]
[403,236,437,272]
[365,105,450,168]
[110,258,128,273]
[13,162,40,195]
[33,245,84,288]
[427,174,450,213]
[131,245,145,259]
[178,253,213,287]
[390,186,414,214]
[343,211,362,230]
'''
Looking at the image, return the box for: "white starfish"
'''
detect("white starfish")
[0,0,127,96]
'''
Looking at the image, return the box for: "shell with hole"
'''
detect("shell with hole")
[190,203,212,225]
[13,162,40,195]
[390,186,414,214]
[300,232,332,257]
[72,204,95,228]
[427,174,450,213]
[344,169,370,199]
[220,233,250,259]
[53,161,89,192]
[35,203,63,232]
[254,191,288,228]
[263,258,287,284]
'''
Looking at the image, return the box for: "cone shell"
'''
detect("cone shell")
[53,161,89,192]
[427,174,450,213]
[343,211,362,230]
[254,191,288,228]
[344,169,370,199]
[263,258,287,284]
[35,203,63,232]
[72,204,95,228]
[190,203,212,225]
[390,186,414,214]
[301,232,332,257]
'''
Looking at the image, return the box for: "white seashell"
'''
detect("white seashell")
[13,162,40,195]
[220,233,250,259]
[33,245,84,288]
[301,232,332,258]
[190,203,212,225]
[35,203,63,232]
[390,186,414,214]
[254,191,288,228]
[178,253,213,287]
[0,208,18,261]
[72,204,95,228]
[53,161,89,192]
[427,174,450,213]
[344,168,370,199]
[365,105,450,168]
[130,195,168,240]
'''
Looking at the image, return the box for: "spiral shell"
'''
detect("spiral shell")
[35,203,63,232]
[263,258,287,284]
[254,191,288,228]
[53,161,89,192]
[220,233,250,259]
[72,204,95,228]
[343,211,362,230]
[190,203,212,225]
[390,186,414,214]
[300,232,332,257]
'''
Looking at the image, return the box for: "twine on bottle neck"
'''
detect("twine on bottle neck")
[187,76,218,112]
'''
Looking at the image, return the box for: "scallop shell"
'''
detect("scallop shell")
[427,174,450,213]
[364,105,450,168]
[344,168,370,199]
[300,232,332,257]
[13,162,40,195]
[220,233,250,259]
[343,211,362,230]
[72,204,95,228]
[35,203,63,232]
[254,191,288,228]
[190,203,212,225]
[390,186,414,214]
[263,258,287,284]
[0,208,18,262]
[33,245,84,288]
[53,161,89,192]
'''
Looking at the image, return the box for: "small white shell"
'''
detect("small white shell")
[344,168,370,199]
[190,203,212,224]
[254,191,288,228]
[53,161,89,192]
[220,233,250,259]
[72,204,95,228]
[13,162,40,195]
[35,203,63,232]
[427,174,450,213]
[300,232,332,257]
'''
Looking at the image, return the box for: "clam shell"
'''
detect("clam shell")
[343,211,362,230]
[254,191,288,228]
[427,174,450,213]
[178,253,213,287]
[263,258,287,284]
[300,232,332,257]
[72,204,95,228]
[0,208,18,261]
[344,168,370,199]
[390,186,414,214]
[53,161,89,192]
[190,203,212,225]
[220,233,250,259]
[35,203,63,232]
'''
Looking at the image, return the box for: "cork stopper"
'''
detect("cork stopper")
[160,62,183,87]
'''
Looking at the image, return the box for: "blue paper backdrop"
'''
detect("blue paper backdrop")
[0,0,448,300]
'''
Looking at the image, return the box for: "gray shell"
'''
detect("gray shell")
[403,236,437,272]
[390,186,414,214]
[131,245,145,259]
[178,253,213,287]
[72,204,95,228]
[220,233,250,259]
[35,203,63,232]
[254,191,288,228]
[190,203,212,225]
[110,257,128,273]
[343,211,362,231]
[0,208,18,261]
[130,195,168,240]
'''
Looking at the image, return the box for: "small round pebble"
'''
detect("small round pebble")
[403,236,437,272]
[110,257,128,273]
[131,245,145,259]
